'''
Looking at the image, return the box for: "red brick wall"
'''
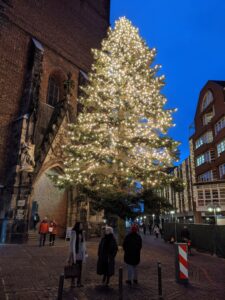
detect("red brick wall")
[0,0,109,183]
[0,24,29,183]
[192,81,225,179]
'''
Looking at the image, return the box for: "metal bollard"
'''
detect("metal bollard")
[57,273,65,300]
[119,266,123,300]
[157,262,163,299]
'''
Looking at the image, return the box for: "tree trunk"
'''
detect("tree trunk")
[117,217,126,246]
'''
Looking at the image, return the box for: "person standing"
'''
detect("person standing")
[49,220,57,246]
[97,226,118,286]
[68,222,86,287]
[123,224,142,285]
[143,223,146,235]
[32,212,40,231]
[39,217,49,247]
[154,225,160,239]
[148,222,152,235]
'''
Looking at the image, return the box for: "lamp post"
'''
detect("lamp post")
[170,210,177,241]
[207,204,221,225]
[207,204,221,256]
[152,214,155,226]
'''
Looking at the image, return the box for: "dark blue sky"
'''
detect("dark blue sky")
[110,0,225,162]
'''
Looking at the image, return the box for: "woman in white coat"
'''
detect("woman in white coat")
[68,222,86,287]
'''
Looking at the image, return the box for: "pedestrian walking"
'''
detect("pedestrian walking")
[39,217,49,247]
[123,224,142,285]
[143,223,146,235]
[49,220,57,246]
[32,212,40,231]
[68,222,86,287]
[154,225,160,239]
[97,226,118,286]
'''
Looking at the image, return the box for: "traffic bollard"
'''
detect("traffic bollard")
[157,262,163,299]
[175,243,189,284]
[119,266,123,300]
[57,273,64,300]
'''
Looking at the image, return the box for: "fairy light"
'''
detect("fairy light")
[51,17,179,194]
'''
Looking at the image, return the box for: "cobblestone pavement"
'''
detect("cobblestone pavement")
[0,233,224,300]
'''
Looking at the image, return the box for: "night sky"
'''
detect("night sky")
[110,0,225,162]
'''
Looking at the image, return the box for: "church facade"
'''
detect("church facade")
[0,0,110,242]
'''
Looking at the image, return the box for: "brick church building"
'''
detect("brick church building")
[0,0,110,242]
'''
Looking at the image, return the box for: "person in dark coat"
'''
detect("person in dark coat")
[97,226,118,286]
[142,223,146,235]
[32,212,40,231]
[123,224,142,285]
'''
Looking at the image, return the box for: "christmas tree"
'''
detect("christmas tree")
[55,17,179,197]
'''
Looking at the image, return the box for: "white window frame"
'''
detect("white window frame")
[217,140,225,157]
[215,116,225,135]
[196,151,211,167]
[219,163,225,178]
[195,131,213,149]
[202,90,213,111]
[198,170,213,182]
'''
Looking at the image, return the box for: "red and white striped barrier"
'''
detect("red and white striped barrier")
[178,244,188,280]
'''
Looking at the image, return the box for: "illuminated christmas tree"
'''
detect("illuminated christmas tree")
[55,17,179,197]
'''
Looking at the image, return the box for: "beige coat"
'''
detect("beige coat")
[68,230,86,264]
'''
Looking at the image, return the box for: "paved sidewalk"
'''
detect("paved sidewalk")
[0,234,224,300]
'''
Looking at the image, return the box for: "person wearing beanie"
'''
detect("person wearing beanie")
[97,226,118,286]
[123,223,142,285]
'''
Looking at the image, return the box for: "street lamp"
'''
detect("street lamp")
[152,214,155,226]
[207,204,221,225]
[170,210,177,241]
[207,204,221,256]
[170,210,175,222]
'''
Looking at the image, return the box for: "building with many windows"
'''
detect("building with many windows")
[189,81,225,224]
[160,157,195,223]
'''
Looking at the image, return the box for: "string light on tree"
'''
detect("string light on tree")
[52,17,179,196]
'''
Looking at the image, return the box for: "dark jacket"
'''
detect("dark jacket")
[123,232,142,265]
[181,228,190,240]
[97,233,118,276]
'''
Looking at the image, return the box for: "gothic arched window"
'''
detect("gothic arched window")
[47,75,60,107]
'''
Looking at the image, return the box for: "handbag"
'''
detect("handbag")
[64,264,81,279]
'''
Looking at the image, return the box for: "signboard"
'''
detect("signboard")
[16,209,25,220]
[17,200,26,207]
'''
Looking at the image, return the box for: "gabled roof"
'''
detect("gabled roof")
[210,80,225,87]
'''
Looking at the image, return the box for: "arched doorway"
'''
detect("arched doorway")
[31,167,68,237]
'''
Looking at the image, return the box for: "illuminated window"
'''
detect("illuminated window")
[217,140,225,157]
[196,151,210,166]
[195,131,213,149]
